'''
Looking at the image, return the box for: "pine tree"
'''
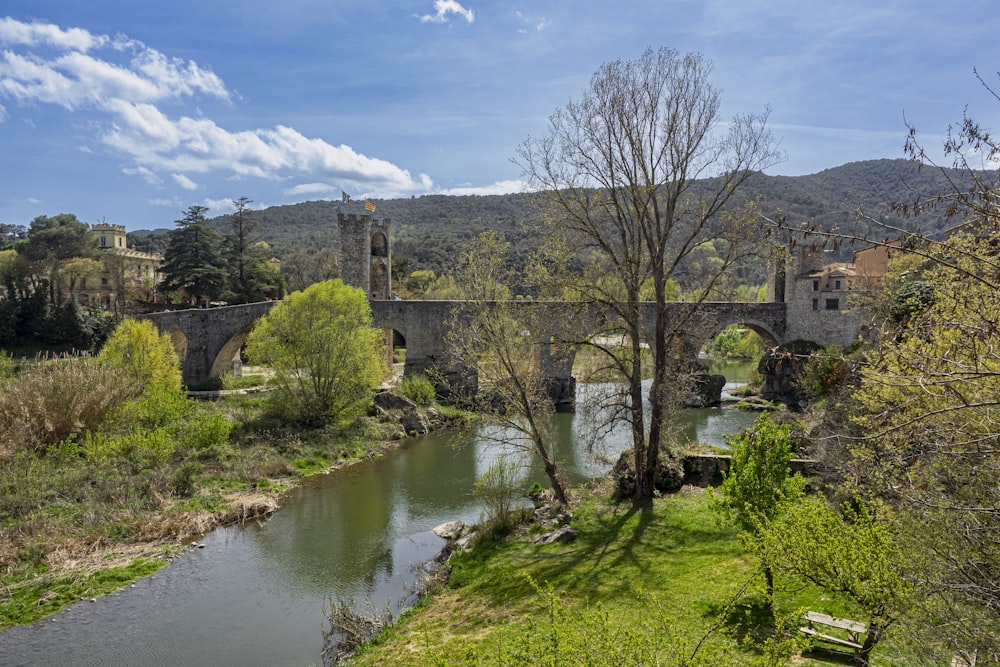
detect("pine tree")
[161,205,227,306]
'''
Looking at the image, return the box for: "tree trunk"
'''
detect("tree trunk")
[855,623,882,667]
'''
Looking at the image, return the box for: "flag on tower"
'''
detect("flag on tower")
[365,199,376,212]
[341,191,351,204]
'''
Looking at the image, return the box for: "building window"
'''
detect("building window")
[812,280,819,291]
[834,279,842,290]
[101,277,108,287]
[812,298,818,310]
[825,298,839,310]
[100,236,107,247]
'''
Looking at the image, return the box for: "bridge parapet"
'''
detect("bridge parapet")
[145,298,791,397]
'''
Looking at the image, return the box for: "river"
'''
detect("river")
[0,361,758,667]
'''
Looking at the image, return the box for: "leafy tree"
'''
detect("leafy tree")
[762,496,911,666]
[97,318,182,394]
[245,279,385,425]
[59,257,103,302]
[160,205,228,306]
[446,231,569,504]
[850,228,1000,660]
[712,413,804,599]
[517,47,781,500]
[21,214,97,304]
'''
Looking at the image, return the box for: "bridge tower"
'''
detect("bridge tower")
[337,213,392,299]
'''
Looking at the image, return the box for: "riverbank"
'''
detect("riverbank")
[0,392,468,631]
[344,484,903,667]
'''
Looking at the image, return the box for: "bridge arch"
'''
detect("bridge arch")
[209,325,254,378]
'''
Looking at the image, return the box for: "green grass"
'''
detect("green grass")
[347,488,915,666]
[1,557,165,629]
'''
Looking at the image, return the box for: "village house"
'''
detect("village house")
[80,223,164,310]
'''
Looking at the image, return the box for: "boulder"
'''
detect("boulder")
[432,521,467,540]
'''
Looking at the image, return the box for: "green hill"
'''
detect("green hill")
[130,159,988,277]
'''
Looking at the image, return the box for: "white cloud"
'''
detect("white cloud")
[123,165,162,185]
[0,102,6,122]
[149,197,183,210]
[420,0,475,24]
[284,182,337,196]
[202,197,234,216]
[437,179,526,196]
[172,173,198,190]
[0,17,433,199]
[0,16,108,52]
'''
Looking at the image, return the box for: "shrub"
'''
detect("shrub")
[396,374,435,406]
[474,454,524,532]
[98,318,182,393]
[0,356,138,456]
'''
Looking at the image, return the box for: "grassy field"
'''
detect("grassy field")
[346,485,922,666]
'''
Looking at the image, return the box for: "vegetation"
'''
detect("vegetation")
[762,497,912,665]
[703,324,767,360]
[446,231,570,504]
[473,454,524,533]
[347,488,926,666]
[245,279,386,426]
[223,197,285,303]
[712,413,805,599]
[517,47,780,500]
[0,327,438,631]
[159,205,228,306]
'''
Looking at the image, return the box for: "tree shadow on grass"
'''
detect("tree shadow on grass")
[704,594,777,646]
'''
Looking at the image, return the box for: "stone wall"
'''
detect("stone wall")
[682,454,818,487]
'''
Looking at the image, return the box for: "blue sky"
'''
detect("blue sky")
[1,1,998,231]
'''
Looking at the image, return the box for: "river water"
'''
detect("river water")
[0,362,758,667]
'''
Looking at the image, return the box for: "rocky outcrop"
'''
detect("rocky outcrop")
[688,373,726,407]
[757,343,819,409]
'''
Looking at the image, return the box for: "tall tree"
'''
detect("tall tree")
[224,197,282,303]
[517,47,781,500]
[161,205,227,306]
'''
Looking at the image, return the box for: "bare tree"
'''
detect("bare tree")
[446,231,569,504]
[517,47,781,500]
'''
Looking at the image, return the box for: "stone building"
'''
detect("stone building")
[772,242,890,348]
[338,213,391,299]
[81,223,164,309]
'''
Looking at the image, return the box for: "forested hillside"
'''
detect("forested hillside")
[130,159,982,277]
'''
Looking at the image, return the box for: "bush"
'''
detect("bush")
[0,356,138,456]
[474,455,524,532]
[98,319,182,393]
[396,374,435,406]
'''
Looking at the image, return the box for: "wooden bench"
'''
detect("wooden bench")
[799,611,867,652]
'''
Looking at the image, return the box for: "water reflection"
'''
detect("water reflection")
[0,364,758,667]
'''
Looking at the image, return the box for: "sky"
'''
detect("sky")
[1,1,998,231]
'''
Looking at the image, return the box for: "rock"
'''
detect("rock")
[532,525,579,546]
[432,521,467,540]
[687,373,726,407]
[398,410,430,436]
[454,533,477,552]
[533,503,572,526]
[373,390,417,411]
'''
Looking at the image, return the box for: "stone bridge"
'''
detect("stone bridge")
[143,299,789,397]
